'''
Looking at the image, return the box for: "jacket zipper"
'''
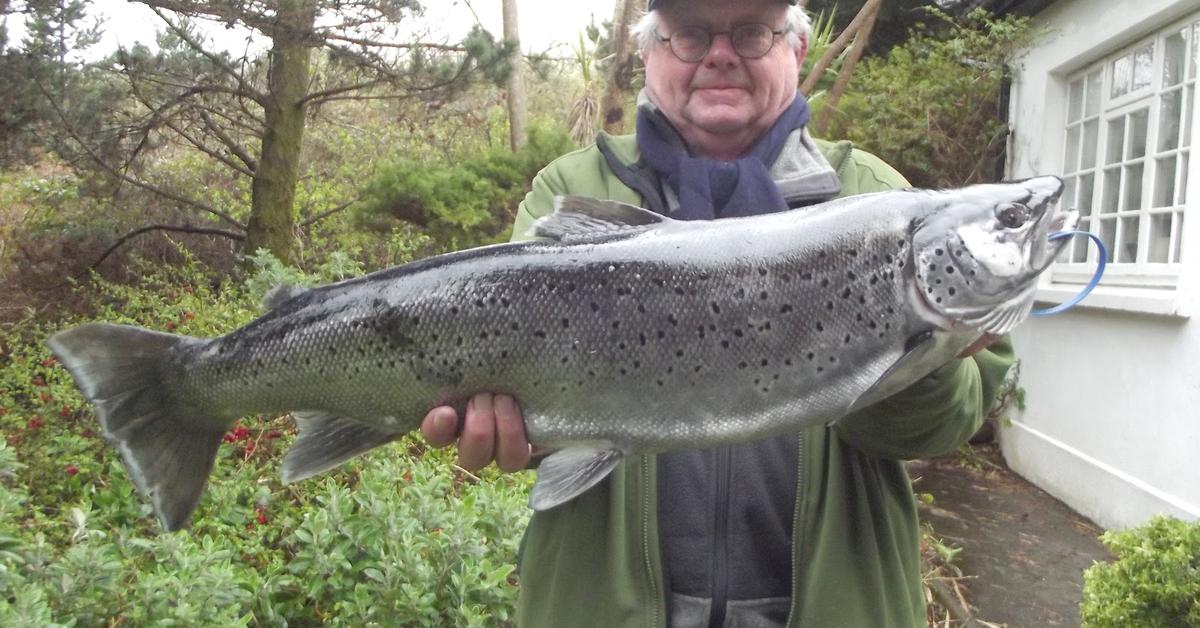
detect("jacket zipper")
[785,430,808,627]
[707,446,733,628]
[642,455,663,628]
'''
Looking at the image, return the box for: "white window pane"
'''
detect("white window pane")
[1174,212,1185,263]
[1129,109,1149,158]
[1120,216,1140,262]
[1154,156,1177,207]
[1102,167,1121,214]
[1193,24,1200,80]
[1149,213,1172,262]
[1133,45,1154,91]
[1080,172,1095,218]
[1124,163,1144,210]
[1106,118,1125,164]
[1112,55,1131,98]
[1159,90,1183,152]
[1081,119,1099,169]
[1063,176,1077,210]
[1086,71,1103,116]
[1099,218,1118,263]
[1073,218,1092,263]
[1165,28,1188,87]
[1184,85,1194,149]
[1180,153,1189,204]
[1069,78,1084,122]
[1066,125,1081,172]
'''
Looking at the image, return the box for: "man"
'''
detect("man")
[422,1,1014,626]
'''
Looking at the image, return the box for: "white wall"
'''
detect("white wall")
[1004,0,1200,530]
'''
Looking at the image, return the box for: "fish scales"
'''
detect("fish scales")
[46,176,1074,529]
[170,207,919,451]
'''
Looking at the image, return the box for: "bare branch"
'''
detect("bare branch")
[300,198,356,227]
[147,6,268,105]
[36,79,246,229]
[90,224,246,271]
[319,33,470,53]
[300,77,389,105]
[136,0,274,33]
[161,117,255,177]
[199,110,259,171]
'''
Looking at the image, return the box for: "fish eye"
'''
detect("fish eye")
[996,203,1030,229]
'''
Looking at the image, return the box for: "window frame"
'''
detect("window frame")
[1051,14,1197,292]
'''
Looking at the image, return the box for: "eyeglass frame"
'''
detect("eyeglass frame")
[653,23,790,63]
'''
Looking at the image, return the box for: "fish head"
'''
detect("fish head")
[910,176,1077,335]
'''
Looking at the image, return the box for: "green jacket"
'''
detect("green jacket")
[510,133,1015,628]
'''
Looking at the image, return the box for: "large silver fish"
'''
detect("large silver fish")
[48,176,1074,531]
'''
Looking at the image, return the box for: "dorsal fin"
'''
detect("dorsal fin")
[530,196,669,242]
[263,284,309,310]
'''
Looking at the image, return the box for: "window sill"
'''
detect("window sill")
[1035,284,1190,318]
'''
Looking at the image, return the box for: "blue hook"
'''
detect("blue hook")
[1030,231,1107,317]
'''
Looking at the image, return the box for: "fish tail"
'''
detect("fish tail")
[47,323,224,531]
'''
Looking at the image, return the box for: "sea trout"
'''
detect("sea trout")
[48,176,1074,531]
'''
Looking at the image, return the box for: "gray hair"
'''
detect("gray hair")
[632,5,812,54]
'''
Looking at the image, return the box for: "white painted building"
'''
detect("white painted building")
[1001,0,1200,530]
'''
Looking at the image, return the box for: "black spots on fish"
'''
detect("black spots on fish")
[780,304,794,314]
[616,286,633,296]
[675,349,685,358]
[533,330,547,339]
[612,320,621,330]
[667,314,679,326]
[474,298,486,308]
[696,326,706,339]
[738,361,749,369]
[825,301,835,312]
[759,291,769,301]
[815,321,825,333]
[521,284,533,295]
[657,330,667,340]
[450,306,460,315]
[673,286,685,296]
[802,271,814,281]
[638,333,648,346]
[590,302,600,313]
[720,339,731,349]
[760,358,770,367]
[846,271,858,281]
[820,277,830,288]
[735,287,746,300]
[653,278,666,288]
[711,302,721,314]
[733,329,745,338]
[843,333,853,345]
[637,303,647,314]
[561,318,570,329]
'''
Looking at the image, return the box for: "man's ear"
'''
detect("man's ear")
[794,36,808,66]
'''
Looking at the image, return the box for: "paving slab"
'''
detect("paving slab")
[909,447,1111,627]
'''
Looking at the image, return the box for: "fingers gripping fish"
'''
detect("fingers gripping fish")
[47,176,1073,531]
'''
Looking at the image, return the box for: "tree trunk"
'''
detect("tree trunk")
[811,0,882,137]
[502,0,527,151]
[245,0,315,265]
[600,0,639,135]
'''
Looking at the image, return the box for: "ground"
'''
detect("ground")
[909,444,1112,627]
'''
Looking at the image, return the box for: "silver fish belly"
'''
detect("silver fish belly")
[47,176,1073,530]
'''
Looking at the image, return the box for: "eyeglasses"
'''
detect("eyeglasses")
[655,23,787,63]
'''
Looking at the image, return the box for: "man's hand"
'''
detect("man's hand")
[420,392,533,472]
[958,333,1002,358]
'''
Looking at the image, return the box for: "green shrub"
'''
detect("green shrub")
[354,124,575,249]
[0,256,532,626]
[1081,515,1200,627]
[826,9,1041,188]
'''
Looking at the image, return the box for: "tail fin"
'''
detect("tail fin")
[47,323,225,531]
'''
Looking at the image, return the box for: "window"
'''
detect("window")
[1057,16,1197,289]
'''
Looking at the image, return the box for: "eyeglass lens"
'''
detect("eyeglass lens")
[667,24,778,62]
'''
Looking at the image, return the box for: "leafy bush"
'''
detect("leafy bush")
[0,256,532,626]
[354,124,575,249]
[825,9,1041,188]
[1081,515,1200,627]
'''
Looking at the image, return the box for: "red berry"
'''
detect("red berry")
[165,321,178,332]
[27,417,43,430]
[59,405,71,418]
[31,375,46,387]
[41,358,56,368]
[65,465,79,476]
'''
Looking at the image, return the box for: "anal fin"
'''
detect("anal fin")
[281,412,399,483]
[529,447,624,511]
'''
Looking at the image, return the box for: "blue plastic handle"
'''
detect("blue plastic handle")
[1030,230,1107,317]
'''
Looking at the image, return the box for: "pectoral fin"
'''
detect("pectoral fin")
[845,330,940,415]
[281,412,399,483]
[529,447,625,511]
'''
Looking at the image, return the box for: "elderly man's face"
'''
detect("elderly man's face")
[644,0,805,159]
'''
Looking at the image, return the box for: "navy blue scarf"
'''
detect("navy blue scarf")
[636,93,811,220]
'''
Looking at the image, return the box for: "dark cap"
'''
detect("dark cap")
[647,0,797,9]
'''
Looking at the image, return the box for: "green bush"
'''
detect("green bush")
[826,9,1041,188]
[0,256,532,626]
[354,124,575,249]
[1081,515,1200,627]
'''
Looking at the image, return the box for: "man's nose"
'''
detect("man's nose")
[702,33,740,67]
